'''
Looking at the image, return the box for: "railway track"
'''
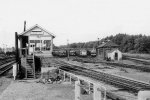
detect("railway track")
[72,57,150,72]
[122,54,150,60]
[123,56,150,65]
[0,58,15,66]
[0,58,16,75]
[52,59,150,93]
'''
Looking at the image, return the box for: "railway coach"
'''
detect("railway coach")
[69,50,76,56]
[89,49,96,57]
[52,49,67,57]
[58,50,67,57]
[76,49,87,57]
[52,50,59,56]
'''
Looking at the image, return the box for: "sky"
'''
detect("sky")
[0,0,150,47]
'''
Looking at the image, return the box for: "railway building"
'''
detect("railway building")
[96,41,122,61]
[17,23,55,78]
[18,24,55,57]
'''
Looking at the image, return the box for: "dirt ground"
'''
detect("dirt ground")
[0,69,13,95]
[0,57,148,100]
[0,80,73,100]
[0,79,94,100]
[0,77,12,95]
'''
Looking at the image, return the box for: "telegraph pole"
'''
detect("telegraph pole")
[24,21,26,32]
[15,32,19,63]
[67,39,69,61]
[97,38,100,56]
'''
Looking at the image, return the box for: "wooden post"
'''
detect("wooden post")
[93,84,101,100]
[28,36,30,55]
[67,39,69,61]
[75,81,80,100]
[64,71,65,81]
[33,47,35,78]
[13,63,17,80]
[88,83,91,94]
[25,48,27,78]
[138,90,150,100]
[70,75,72,84]
[25,48,27,57]
[40,36,42,51]
[50,37,53,54]
[20,37,22,57]
[15,32,19,63]
[15,32,19,75]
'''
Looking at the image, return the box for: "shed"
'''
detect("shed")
[106,49,122,61]
[96,41,122,61]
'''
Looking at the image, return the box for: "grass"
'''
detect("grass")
[123,53,150,60]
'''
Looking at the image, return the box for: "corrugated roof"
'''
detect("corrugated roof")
[97,41,119,48]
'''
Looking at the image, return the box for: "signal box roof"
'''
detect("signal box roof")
[19,24,56,38]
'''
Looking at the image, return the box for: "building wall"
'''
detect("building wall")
[97,47,115,59]
[29,35,52,51]
[107,49,122,61]
[21,26,54,55]
[97,47,122,61]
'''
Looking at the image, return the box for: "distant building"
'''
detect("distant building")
[96,41,122,61]
[18,24,55,57]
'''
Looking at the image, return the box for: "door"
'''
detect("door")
[115,52,118,60]
[29,43,35,55]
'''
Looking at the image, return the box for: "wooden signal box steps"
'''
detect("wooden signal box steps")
[25,55,35,79]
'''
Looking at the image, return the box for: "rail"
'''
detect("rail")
[0,60,16,75]
[53,59,150,93]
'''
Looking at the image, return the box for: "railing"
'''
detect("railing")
[59,69,107,100]
[25,57,27,78]
[33,47,35,78]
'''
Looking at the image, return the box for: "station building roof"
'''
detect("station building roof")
[97,41,119,48]
[19,24,56,38]
[106,48,121,53]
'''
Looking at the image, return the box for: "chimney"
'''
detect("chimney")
[98,38,99,45]
[24,21,26,32]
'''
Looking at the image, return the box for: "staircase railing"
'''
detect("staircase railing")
[24,47,36,79]
[33,47,35,78]
[25,48,27,78]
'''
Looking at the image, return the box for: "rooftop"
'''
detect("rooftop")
[97,41,119,48]
[19,24,56,38]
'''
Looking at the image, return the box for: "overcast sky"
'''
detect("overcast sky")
[0,0,150,47]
